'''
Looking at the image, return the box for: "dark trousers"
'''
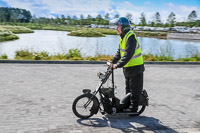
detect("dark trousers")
[125,73,143,107]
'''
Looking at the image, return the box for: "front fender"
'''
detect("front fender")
[82,93,100,114]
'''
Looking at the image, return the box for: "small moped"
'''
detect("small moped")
[72,62,149,119]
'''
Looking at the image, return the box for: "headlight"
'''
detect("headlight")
[97,72,105,80]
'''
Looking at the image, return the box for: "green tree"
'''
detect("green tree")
[105,13,109,20]
[72,15,78,25]
[0,7,32,23]
[61,15,65,25]
[55,16,61,24]
[150,21,155,27]
[196,20,200,27]
[153,12,162,26]
[87,14,92,25]
[0,8,7,22]
[139,12,146,26]
[114,14,119,19]
[50,18,55,25]
[80,14,84,25]
[66,15,72,25]
[167,12,176,27]
[188,10,197,22]
[126,13,132,21]
[104,13,109,25]
[96,14,102,25]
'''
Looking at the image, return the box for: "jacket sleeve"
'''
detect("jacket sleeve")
[117,35,137,68]
[110,45,121,64]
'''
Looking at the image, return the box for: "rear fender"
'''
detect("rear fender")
[139,89,149,106]
[120,90,149,106]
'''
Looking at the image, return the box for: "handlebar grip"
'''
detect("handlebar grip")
[107,62,111,66]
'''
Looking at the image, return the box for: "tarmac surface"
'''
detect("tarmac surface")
[0,64,200,133]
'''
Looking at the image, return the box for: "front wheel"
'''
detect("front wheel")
[72,94,96,119]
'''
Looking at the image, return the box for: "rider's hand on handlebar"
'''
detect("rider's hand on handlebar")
[109,62,117,69]
[113,64,117,69]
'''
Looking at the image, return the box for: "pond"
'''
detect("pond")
[0,30,200,59]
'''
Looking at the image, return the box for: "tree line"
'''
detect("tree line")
[138,11,200,27]
[31,14,110,26]
[0,7,32,23]
[0,7,199,27]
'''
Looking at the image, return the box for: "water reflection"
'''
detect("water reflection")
[0,30,200,59]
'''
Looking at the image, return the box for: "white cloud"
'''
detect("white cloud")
[2,0,113,17]
[2,0,200,23]
[40,0,113,17]
[144,1,151,5]
[164,3,200,21]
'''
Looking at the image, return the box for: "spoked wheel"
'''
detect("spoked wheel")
[72,94,95,119]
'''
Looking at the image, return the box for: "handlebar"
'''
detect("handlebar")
[106,61,111,66]
[106,61,113,71]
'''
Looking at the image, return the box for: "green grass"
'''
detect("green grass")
[14,49,84,60]
[0,31,19,42]
[0,25,33,33]
[0,54,8,59]
[134,31,167,39]
[143,54,174,61]
[92,28,117,35]
[13,49,113,61]
[143,54,200,62]
[42,25,78,32]
[0,25,33,41]
[176,55,200,62]
[0,49,194,62]
[68,30,106,37]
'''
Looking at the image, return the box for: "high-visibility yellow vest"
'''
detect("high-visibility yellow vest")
[120,30,143,67]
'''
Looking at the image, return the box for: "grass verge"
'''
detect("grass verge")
[0,49,199,62]
[0,31,19,42]
[68,30,106,37]
[135,31,167,39]
[0,25,33,33]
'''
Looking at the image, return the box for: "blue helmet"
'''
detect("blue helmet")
[114,17,131,32]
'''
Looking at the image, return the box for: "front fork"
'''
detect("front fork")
[82,93,100,114]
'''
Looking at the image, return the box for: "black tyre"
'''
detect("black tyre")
[129,105,146,116]
[137,105,146,115]
[72,94,95,119]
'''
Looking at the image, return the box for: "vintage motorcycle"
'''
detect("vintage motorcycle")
[72,62,149,119]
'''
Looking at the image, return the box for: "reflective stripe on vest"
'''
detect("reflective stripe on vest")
[120,30,143,67]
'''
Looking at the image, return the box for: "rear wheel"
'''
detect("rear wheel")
[129,105,146,116]
[72,94,95,119]
[137,105,146,115]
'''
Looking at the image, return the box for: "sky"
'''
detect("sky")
[0,0,200,24]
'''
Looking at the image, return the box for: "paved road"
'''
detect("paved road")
[0,64,200,133]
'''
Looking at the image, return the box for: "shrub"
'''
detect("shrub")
[0,31,19,41]
[33,52,49,60]
[68,30,105,37]
[52,53,66,60]
[15,50,34,60]
[65,48,82,59]
[143,54,174,61]
[0,54,8,59]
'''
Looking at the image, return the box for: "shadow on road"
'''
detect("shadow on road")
[77,116,178,133]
